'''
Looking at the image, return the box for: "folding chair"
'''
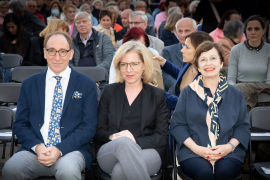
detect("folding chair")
[0,83,21,106]
[2,54,22,69]
[9,66,46,83]
[248,107,270,180]
[73,66,109,83]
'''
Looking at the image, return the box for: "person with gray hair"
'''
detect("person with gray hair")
[79,3,98,26]
[71,12,115,91]
[0,1,11,26]
[117,11,164,55]
[158,6,181,38]
[189,0,199,18]
[25,0,46,24]
[9,0,45,32]
[218,20,244,67]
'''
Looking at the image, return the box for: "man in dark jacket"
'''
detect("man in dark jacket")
[10,1,46,33]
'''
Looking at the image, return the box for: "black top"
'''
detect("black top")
[0,30,33,56]
[20,10,46,33]
[119,90,143,137]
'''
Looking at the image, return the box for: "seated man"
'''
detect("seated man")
[117,11,164,55]
[2,31,98,180]
[10,1,46,33]
[26,0,46,24]
[118,9,133,38]
[70,12,115,74]
[162,18,197,91]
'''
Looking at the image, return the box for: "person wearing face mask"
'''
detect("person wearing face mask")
[47,0,63,24]
[154,32,213,108]
[228,15,270,110]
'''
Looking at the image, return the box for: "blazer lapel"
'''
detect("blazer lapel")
[62,68,79,115]
[116,83,125,130]
[175,43,183,63]
[37,69,47,120]
[141,84,151,134]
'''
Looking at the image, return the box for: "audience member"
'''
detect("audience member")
[117,9,133,38]
[101,0,107,9]
[2,31,98,180]
[118,0,126,11]
[47,0,63,24]
[161,18,196,91]
[26,0,45,24]
[71,12,115,75]
[189,0,199,18]
[93,0,102,10]
[152,1,164,21]
[218,20,244,67]
[155,32,213,108]
[0,13,32,56]
[179,1,190,17]
[106,5,123,32]
[23,19,69,66]
[94,10,122,48]
[63,3,77,38]
[209,10,246,43]
[125,0,134,10]
[134,1,154,27]
[85,0,100,20]
[36,0,50,22]
[228,15,270,109]
[171,41,250,180]
[95,40,168,180]
[10,0,46,33]
[0,1,11,27]
[158,6,181,38]
[73,0,80,8]
[160,12,183,46]
[154,0,177,37]
[109,27,164,90]
[117,11,164,55]
[192,0,240,33]
[105,1,122,26]
[79,4,98,26]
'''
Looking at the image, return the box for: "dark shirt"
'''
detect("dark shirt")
[0,30,33,56]
[119,91,143,137]
[36,4,50,23]
[20,10,46,33]
[92,8,100,20]
[78,40,96,67]
[145,25,155,36]
[193,0,239,33]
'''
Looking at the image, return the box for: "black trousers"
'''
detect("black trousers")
[180,157,242,180]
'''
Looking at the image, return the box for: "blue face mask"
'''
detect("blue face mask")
[51,9,59,16]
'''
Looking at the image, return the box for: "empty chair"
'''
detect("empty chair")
[0,83,21,104]
[2,54,22,69]
[9,66,46,83]
[73,66,109,83]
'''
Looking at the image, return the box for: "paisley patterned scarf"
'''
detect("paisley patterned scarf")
[189,74,228,148]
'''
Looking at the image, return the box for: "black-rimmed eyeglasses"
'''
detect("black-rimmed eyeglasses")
[46,48,71,57]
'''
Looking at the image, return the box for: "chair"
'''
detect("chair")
[168,86,175,95]
[0,83,21,105]
[73,66,109,83]
[254,162,270,179]
[2,54,23,69]
[248,107,270,180]
[9,66,46,83]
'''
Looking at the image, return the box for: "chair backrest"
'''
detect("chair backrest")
[0,83,21,103]
[258,93,270,103]
[74,67,109,83]
[9,66,46,83]
[2,54,23,69]
[249,107,270,130]
[0,107,15,130]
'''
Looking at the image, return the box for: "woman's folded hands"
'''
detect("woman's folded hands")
[109,130,136,143]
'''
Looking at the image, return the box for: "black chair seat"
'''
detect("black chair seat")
[177,166,242,180]
[254,162,270,180]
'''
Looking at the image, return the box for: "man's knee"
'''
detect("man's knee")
[55,164,82,180]
[114,137,134,147]
[2,157,25,179]
[111,163,126,180]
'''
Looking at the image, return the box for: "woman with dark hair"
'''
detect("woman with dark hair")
[0,13,32,56]
[154,32,213,108]
[93,10,121,48]
[109,27,164,89]
[47,0,63,24]
[171,41,250,180]
[228,15,270,109]
[209,10,246,42]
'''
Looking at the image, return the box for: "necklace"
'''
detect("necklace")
[244,39,264,51]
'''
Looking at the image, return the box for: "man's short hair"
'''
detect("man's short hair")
[129,11,148,23]
[168,6,181,16]
[175,17,197,31]
[134,1,146,8]
[105,1,117,8]
[79,4,89,12]
[75,12,92,22]
[44,31,73,50]
[26,0,37,7]
[9,0,25,12]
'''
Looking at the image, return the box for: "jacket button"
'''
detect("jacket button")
[39,124,42,126]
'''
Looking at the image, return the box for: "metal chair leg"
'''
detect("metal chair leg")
[2,141,6,159]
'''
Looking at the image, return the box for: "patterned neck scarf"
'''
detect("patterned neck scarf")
[189,74,228,148]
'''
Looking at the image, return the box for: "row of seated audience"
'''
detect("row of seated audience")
[0,0,269,179]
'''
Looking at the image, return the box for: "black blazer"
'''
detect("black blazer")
[94,83,169,164]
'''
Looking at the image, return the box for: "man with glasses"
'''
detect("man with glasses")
[2,31,98,180]
[26,1,45,24]
[36,0,50,24]
[71,12,115,90]
[9,1,45,33]
[117,11,164,55]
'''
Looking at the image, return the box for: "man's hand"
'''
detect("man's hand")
[38,146,61,167]
[35,144,49,157]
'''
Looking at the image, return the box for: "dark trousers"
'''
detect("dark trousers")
[180,157,242,180]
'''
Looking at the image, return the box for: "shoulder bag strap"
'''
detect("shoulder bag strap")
[210,2,220,23]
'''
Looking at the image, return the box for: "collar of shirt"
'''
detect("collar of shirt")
[80,31,93,46]
[46,66,71,82]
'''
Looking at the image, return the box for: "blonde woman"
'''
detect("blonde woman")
[22,19,69,66]
[95,41,168,180]
[160,12,183,46]
[63,3,78,38]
